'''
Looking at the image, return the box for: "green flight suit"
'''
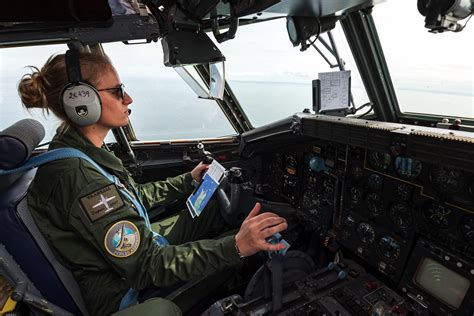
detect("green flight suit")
[27,126,241,315]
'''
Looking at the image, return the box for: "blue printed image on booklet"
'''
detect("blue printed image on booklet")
[186,160,225,218]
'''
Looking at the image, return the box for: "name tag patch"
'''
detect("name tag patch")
[80,184,124,222]
[104,221,140,258]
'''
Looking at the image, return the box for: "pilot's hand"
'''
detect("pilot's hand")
[191,162,210,182]
[235,202,288,258]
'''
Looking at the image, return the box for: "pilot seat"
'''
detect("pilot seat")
[0,119,87,315]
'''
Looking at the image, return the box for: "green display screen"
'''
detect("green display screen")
[414,257,470,309]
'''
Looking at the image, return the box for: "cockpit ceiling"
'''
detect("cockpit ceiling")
[262,0,383,17]
[0,0,384,47]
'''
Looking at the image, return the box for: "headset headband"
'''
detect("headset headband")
[65,49,82,83]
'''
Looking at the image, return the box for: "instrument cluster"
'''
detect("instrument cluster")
[260,139,474,284]
[338,144,474,282]
[260,141,345,238]
[296,142,344,238]
[339,147,418,281]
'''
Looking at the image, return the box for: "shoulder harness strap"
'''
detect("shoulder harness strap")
[0,148,168,245]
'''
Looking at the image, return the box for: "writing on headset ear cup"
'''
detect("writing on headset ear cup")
[61,82,102,126]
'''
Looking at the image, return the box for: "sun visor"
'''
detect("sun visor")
[1,0,112,26]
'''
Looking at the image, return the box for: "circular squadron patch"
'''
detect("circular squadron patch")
[104,221,140,258]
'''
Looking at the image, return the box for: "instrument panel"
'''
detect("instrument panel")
[262,144,474,272]
[253,120,474,315]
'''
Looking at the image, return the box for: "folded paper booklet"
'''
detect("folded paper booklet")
[186,160,225,218]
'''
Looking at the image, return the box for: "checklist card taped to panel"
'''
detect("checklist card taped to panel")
[318,70,351,112]
[186,160,225,218]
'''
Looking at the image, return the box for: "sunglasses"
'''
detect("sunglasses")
[97,83,125,100]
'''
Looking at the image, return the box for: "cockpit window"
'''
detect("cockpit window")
[1,43,236,144]
[103,42,237,141]
[0,44,66,144]
[373,2,473,119]
[216,18,370,127]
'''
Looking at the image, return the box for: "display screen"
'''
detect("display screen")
[414,257,470,309]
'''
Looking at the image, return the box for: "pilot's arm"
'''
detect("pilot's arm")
[132,162,209,209]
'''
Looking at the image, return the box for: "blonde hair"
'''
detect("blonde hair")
[18,52,112,123]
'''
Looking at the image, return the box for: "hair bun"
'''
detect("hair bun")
[18,66,48,109]
[31,71,44,85]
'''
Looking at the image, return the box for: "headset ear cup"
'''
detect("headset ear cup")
[61,82,102,126]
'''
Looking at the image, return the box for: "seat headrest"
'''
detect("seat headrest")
[0,119,45,169]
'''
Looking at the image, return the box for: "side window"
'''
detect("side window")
[0,44,66,143]
[103,42,237,141]
[373,2,473,118]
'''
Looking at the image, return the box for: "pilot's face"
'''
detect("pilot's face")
[96,66,133,129]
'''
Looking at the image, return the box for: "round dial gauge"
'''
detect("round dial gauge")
[424,202,454,227]
[389,203,413,229]
[430,166,467,195]
[378,235,401,261]
[366,193,384,217]
[348,187,363,206]
[357,222,376,244]
[396,183,413,201]
[350,165,364,181]
[368,173,384,191]
[368,151,391,171]
[460,217,474,245]
[394,157,422,179]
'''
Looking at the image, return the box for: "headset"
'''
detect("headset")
[60,49,102,126]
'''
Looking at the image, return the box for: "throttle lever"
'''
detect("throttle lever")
[197,142,213,164]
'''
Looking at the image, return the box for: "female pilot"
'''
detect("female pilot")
[18,51,288,315]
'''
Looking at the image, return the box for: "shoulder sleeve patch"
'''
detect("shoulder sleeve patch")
[104,221,140,258]
[80,184,124,222]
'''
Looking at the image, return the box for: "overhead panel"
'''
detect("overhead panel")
[264,0,381,17]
